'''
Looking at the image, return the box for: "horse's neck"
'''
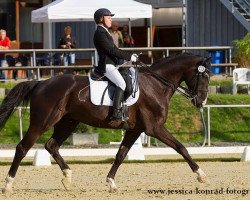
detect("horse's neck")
[152,64,184,87]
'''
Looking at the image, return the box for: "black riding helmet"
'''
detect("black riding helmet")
[94,8,114,24]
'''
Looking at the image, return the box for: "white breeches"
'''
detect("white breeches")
[104,64,126,91]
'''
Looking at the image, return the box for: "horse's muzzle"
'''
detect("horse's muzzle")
[191,96,205,108]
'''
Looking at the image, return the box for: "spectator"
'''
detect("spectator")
[0,29,10,79]
[121,25,135,47]
[109,21,123,47]
[5,55,16,79]
[121,25,129,38]
[123,34,134,47]
[58,26,77,74]
[18,55,29,79]
[5,54,29,80]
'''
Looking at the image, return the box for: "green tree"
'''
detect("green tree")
[233,33,250,67]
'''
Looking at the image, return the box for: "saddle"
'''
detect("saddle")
[90,67,136,102]
[88,67,140,119]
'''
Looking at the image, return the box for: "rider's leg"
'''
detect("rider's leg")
[105,64,126,119]
[112,87,124,119]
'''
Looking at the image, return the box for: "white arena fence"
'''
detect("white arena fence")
[0,146,247,158]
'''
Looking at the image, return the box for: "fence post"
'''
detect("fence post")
[33,50,40,80]
[229,48,232,63]
[207,106,211,146]
[166,49,169,57]
[94,50,98,66]
[147,136,151,147]
[18,107,23,140]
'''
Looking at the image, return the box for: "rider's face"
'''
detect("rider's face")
[103,16,112,28]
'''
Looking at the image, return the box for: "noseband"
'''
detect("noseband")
[138,59,210,103]
[186,64,210,106]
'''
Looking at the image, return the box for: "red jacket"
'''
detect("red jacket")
[0,36,11,58]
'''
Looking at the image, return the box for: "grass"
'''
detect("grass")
[0,109,122,144]
[0,111,53,144]
[1,94,250,145]
[209,79,233,86]
[1,79,250,145]
[166,94,250,143]
[0,82,18,89]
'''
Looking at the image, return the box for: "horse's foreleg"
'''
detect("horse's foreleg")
[153,126,207,183]
[45,118,78,190]
[107,131,141,192]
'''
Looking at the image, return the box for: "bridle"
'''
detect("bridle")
[185,62,210,106]
[137,59,210,104]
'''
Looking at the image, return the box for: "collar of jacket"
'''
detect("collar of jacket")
[98,24,112,36]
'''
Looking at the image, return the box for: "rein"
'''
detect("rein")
[137,61,194,100]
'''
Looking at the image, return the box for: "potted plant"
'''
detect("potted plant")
[233,33,250,67]
[68,123,99,145]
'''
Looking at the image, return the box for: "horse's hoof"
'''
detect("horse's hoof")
[2,188,13,197]
[62,169,72,191]
[106,177,118,193]
[197,175,206,183]
[61,178,71,190]
[195,168,207,183]
[109,186,118,193]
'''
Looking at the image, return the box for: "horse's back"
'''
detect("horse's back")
[30,75,88,108]
[33,74,87,95]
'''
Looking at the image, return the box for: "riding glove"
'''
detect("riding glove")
[131,54,138,62]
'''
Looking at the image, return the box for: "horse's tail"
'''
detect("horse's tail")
[0,81,39,130]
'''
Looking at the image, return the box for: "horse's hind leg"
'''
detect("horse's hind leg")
[153,126,207,183]
[45,117,79,190]
[2,126,45,195]
[107,130,141,192]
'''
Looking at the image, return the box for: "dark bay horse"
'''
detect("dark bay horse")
[0,53,211,195]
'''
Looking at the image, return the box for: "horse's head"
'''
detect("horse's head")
[184,56,211,108]
[140,53,211,108]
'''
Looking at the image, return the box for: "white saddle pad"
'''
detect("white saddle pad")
[88,67,139,106]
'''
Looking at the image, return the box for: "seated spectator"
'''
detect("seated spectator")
[5,55,29,80]
[5,55,16,79]
[18,55,29,79]
[0,29,10,80]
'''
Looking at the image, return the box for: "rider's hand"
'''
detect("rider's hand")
[131,54,138,62]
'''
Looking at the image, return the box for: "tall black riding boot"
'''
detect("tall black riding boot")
[112,87,124,119]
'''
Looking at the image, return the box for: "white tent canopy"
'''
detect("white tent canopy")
[31,0,152,22]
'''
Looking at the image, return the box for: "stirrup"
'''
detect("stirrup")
[111,108,123,120]
[122,104,129,121]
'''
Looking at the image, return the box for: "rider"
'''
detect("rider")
[93,8,138,119]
